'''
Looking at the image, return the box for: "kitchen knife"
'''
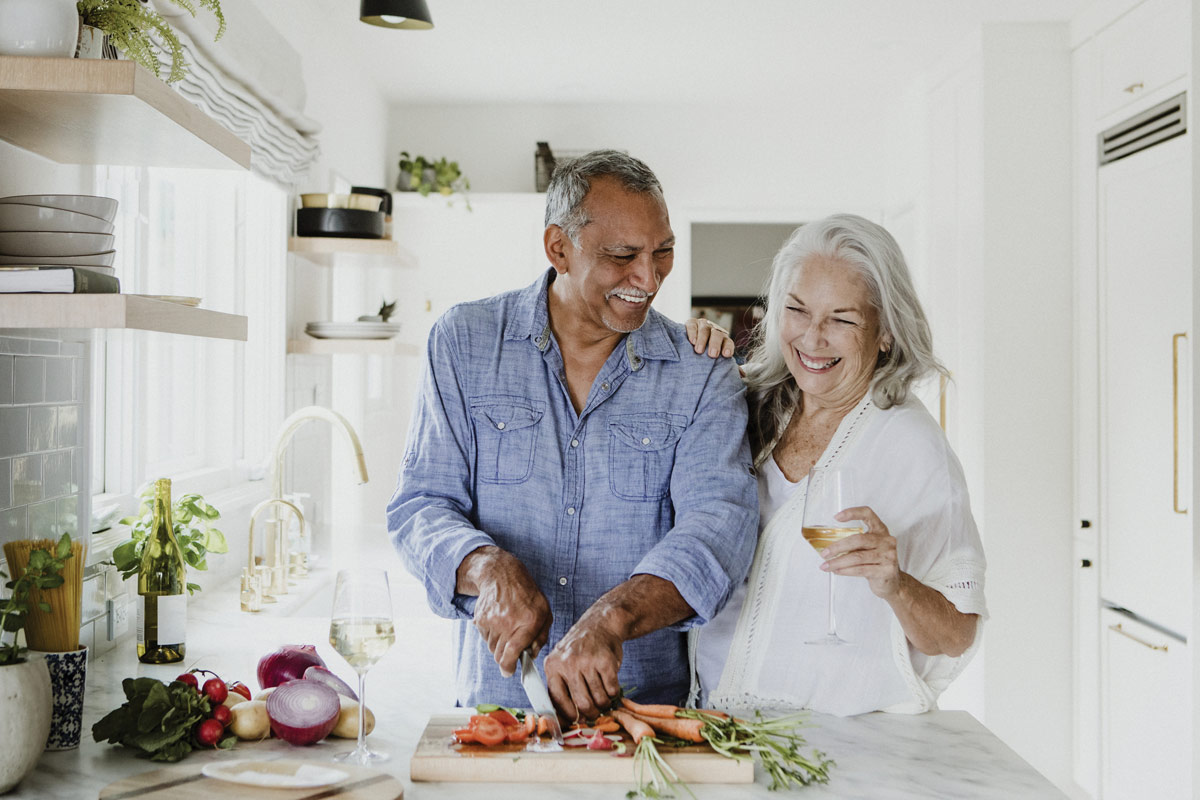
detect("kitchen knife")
[519,649,564,750]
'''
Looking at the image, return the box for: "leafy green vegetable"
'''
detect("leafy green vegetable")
[112,484,227,594]
[92,677,235,761]
[0,532,74,665]
[679,709,834,790]
[627,737,693,800]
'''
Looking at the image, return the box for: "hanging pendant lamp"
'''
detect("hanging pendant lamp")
[360,0,433,29]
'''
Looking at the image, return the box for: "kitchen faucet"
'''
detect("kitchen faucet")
[243,497,303,611]
[261,406,369,597]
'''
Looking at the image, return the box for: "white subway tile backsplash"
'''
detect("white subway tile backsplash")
[60,342,84,358]
[0,506,27,545]
[0,338,30,355]
[11,454,42,505]
[13,356,44,404]
[0,407,27,457]
[57,495,79,536]
[28,340,58,356]
[29,406,55,451]
[43,449,72,498]
[27,498,57,538]
[0,355,11,404]
[57,405,79,448]
[0,460,8,509]
[45,358,73,403]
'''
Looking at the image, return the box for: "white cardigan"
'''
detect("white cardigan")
[692,393,988,717]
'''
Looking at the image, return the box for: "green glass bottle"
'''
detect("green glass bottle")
[136,478,186,663]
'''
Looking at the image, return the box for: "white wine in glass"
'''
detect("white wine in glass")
[802,467,863,646]
[329,568,396,764]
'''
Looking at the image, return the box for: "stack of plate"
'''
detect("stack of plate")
[305,321,401,340]
[0,195,119,272]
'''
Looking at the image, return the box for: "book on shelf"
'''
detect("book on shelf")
[0,266,120,294]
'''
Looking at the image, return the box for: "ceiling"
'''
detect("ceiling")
[279,0,1091,106]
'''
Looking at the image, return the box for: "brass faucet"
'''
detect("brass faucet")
[243,497,304,610]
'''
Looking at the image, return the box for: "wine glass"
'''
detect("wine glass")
[802,466,863,646]
[329,568,396,764]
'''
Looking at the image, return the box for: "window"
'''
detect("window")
[91,166,287,511]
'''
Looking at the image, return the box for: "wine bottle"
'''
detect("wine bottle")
[136,478,186,663]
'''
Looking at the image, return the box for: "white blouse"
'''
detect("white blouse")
[691,393,987,717]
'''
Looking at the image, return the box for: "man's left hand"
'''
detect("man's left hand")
[543,617,624,722]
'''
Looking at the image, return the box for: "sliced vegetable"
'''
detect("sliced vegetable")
[471,715,507,746]
[453,727,477,744]
[486,708,520,727]
[229,700,271,740]
[265,679,341,746]
[586,730,613,750]
[303,665,359,701]
[257,645,326,689]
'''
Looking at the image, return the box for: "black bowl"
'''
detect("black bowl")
[296,208,384,239]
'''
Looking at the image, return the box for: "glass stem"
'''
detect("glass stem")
[356,671,367,751]
[827,572,837,636]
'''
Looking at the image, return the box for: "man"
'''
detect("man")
[387,150,757,720]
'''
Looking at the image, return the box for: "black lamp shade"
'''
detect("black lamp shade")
[360,0,433,29]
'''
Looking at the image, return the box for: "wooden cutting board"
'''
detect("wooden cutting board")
[410,713,753,784]
[98,760,403,800]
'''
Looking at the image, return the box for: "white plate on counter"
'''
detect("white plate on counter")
[200,759,349,789]
[305,321,400,340]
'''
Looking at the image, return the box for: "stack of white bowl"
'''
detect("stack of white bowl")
[0,195,119,272]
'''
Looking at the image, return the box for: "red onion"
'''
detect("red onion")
[303,665,359,702]
[265,679,341,746]
[257,644,326,689]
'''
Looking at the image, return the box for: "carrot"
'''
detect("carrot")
[536,715,549,736]
[523,713,537,737]
[630,712,705,743]
[611,709,655,744]
[592,715,615,727]
[620,697,682,719]
[593,721,620,733]
[694,708,730,720]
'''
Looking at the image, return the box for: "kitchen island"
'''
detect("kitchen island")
[8,569,1065,799]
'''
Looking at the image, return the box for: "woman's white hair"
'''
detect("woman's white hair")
[743,213,946,460]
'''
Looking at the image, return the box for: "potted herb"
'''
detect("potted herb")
[75,0,225,83]
[0,533,73,793]
[112,484,228,594]
[397,151,472,209]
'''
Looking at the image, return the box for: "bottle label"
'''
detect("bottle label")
[136,598,145,645]
[156,593,187,643]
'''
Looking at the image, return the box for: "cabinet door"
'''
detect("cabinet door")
[1101,609,1191,799]
[1095,0,1188,121]
[1098,134,1192,636]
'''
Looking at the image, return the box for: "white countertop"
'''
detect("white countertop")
[8,567,1066,799]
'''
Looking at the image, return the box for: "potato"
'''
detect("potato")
[330,695,375,739]
[223,692,247,709]
[253,687,276,702]
[229,700,271,740]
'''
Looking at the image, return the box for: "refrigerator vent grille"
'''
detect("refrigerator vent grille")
[1099,92,1187,165]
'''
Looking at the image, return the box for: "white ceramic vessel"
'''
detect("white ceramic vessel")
[0,0,80,58]
[0,658,52,793]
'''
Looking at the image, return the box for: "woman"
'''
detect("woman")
[687,214,986,717]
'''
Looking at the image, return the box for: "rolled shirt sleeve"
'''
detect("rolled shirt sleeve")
[632,357,758,628]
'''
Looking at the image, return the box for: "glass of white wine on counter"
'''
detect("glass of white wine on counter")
[802,466,863,646]
[329,568,396,764]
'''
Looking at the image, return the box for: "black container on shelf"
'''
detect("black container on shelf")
[296,208,384,239]
[350,186,392,216]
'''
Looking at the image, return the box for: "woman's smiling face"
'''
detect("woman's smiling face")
[779,254,888,411]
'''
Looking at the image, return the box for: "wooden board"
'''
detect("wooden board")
[410,713,753,784]
[99,761,403,800]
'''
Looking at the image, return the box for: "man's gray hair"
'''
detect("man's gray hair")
[743,213,948,461]
[544,150,663,245]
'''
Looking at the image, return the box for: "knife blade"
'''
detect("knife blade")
[519,649,564,750]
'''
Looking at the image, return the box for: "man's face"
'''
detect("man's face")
[552,176,675,335]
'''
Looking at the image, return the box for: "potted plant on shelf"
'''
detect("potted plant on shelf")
[397,151,472,209]
[111,484,227,594]
[75,0,225,83]
[0,533,73,793]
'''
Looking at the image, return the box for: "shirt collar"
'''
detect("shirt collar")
[504,267,680,368]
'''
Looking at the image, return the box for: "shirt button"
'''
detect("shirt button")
[496,422,505,430]
[558,577,568,586]
[601,382,610,391]
[571,439,579,447]
[567,507,575,515]
[642,437,651,445]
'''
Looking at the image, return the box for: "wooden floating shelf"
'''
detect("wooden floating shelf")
[287,338,419,356]
[0,56,250,169]
[287,237,411,266]
[0,294,247,340]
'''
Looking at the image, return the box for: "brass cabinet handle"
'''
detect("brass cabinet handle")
[1123,81,1145,94]
[1173,333,1187,514]
[1108,623,1168,652]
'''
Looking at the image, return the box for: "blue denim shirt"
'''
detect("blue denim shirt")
[387,269,757,708]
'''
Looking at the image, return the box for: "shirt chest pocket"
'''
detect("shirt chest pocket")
[608,413,686,501]
[470,397,545,484]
